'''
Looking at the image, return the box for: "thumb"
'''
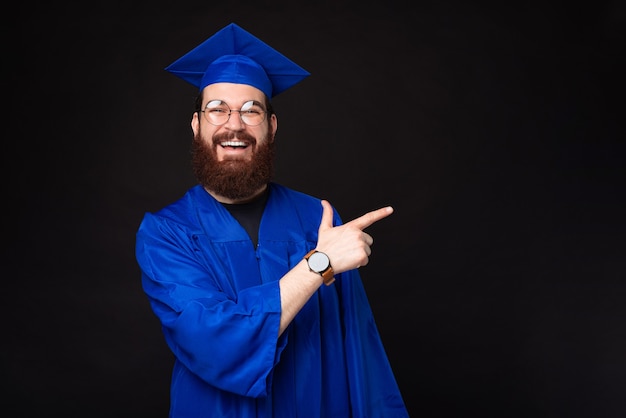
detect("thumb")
[318,200,334,233]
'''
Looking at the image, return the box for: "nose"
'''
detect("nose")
[224,110,246,130]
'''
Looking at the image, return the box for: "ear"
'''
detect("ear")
[191,112,200,135]
[270,113,278,136]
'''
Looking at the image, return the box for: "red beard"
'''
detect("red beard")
[191,129,275,201]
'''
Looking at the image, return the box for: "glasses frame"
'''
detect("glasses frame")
[200,100,267,126]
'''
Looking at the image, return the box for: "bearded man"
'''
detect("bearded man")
[135,22,409,418]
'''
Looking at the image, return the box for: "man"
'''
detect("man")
[135,22,409,417]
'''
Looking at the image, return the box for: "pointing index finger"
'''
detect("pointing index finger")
[347,206,394,231]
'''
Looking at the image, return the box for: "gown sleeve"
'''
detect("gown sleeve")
[135,211,286,398]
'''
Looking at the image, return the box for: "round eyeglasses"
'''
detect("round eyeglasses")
[201,100,267,126]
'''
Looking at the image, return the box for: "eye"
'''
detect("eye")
[240,100,264,114]
[206,100,229,113]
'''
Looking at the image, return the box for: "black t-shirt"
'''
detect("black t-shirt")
[221,188,269,248]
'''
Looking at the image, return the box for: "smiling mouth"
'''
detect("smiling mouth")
[220,140,248,149]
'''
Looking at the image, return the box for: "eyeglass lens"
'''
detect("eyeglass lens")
[203,100,266,126]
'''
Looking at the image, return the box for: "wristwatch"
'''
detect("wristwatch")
[304,250,335,286]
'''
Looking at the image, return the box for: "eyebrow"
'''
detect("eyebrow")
[205,99,265,109]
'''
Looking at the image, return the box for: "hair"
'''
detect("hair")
[193,91,275,118]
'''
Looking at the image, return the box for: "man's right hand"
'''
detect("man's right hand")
[315,199,394,274]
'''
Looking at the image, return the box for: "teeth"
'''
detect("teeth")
[221,141,246,147]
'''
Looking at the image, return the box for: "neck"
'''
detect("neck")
[205,184,268,204]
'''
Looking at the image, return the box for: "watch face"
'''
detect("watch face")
[308,252,330,272]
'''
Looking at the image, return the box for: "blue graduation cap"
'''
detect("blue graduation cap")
[165,23,310,98]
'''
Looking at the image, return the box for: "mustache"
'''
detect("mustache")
[212,131,257,145]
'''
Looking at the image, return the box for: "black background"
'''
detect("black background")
[6,1,626,417]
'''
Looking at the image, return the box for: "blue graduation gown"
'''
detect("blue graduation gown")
[135,183,409,417]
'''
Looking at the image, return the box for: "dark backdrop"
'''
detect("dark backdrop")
[6,1,625,417]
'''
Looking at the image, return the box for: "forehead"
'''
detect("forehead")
[202,82,266,105]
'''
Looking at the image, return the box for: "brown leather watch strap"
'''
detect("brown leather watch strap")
[304,250,336,286]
